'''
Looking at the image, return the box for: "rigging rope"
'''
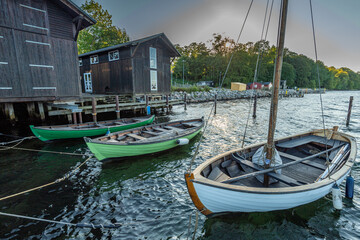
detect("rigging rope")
[309,0,331,178]
[187,0,254,173]
[241,0,274,149]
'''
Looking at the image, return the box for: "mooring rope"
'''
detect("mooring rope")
[187,0,254,173]
[0,155,93,202]
[0,145,85,156]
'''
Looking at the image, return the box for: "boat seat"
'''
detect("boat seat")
[278,151,327,170]
[127,133,146,140]
[207,166,230,182]
[143,131,160,136]
[231,154,303,186]
[114,122,125,125]
[276,135,342,149]
[153,127,169,132]
[164,126,182,131]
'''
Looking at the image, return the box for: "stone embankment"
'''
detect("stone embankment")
[171,89,271,103]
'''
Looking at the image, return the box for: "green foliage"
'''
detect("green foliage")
[173,34,360,90]
[77,0,129,54]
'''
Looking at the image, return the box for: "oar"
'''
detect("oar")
[221,143,347,184]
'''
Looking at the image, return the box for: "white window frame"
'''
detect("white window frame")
[84,72,93,93]
[90,55,99,64]
[79,58,83,66]
[108,50,119,61]
[150,70,158,91]
[149,47,157,69]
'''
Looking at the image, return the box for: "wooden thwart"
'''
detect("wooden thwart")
[222,144,345,184]
[127,133,145,140]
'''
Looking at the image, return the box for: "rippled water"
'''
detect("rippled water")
[0,91,359,239]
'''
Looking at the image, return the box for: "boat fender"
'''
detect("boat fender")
[345,175,354,199]
[332,183,343,210]
[146,105,151,115]
[106,128,111,136]
[176,138,189,145]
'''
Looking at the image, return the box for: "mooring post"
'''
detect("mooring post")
[78,111,83,123]
[92,97,97,123]
[166,95,169,114]
[253,94,257,118]
[214,93,217,115]
[72,112,77,124]
[346,96,354,127]
[184,93,187,110]
[115,95,120,119]
[4,103,15,121]
[26,102,36,119]
[37,102,45,121]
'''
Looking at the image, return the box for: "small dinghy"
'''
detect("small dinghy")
[84,118,204,161]
[185,128,356,215]
[30,115,155,141]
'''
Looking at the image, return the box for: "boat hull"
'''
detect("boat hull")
[86,128,202,161]
[191,170,349,214]
[186,129,356,216]
[30,116,155,141]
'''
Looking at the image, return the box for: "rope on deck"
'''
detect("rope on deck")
[0,155,93,202]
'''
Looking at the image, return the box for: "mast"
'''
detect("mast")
[265,0,289,183]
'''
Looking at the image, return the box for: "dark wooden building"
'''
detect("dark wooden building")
[78,33,181,96]
[0,0,95,104]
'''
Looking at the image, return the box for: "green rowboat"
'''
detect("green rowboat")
[30,115,155,141]
[84,118,204,161]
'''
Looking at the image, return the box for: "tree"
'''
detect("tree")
[77,0,129,54]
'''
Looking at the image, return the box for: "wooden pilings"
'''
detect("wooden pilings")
[346,96,353,127]
[92,97,97,122]
[115,95,120,119]
[37,102,45,121]
[184,93,187,110]
[78,112,83,123]
[166,95,169,114]
[4,103,15,121]
[253,94,257,118]
[214,93,217,115]
[72,112,77,124]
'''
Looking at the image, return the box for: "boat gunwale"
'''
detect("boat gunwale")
[191,129,356,194]
[30,115,155,131]
[87,118,204,146]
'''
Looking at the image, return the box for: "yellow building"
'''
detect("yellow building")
[231,82,247,91]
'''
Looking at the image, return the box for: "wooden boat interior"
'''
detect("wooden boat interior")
[97,119,203,144]
[200,133,350,188]
[42,117,149,130]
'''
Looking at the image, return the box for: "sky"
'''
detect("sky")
[74,0,360,72]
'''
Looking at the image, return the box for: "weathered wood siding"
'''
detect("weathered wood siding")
[79,48,133,94]
[132,38,171,95]
[0,0,82,102]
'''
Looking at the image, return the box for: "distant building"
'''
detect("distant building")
[197,81,214,87]
[0,0,95,103]
[262,82,273,89]
[247,82,263,90]
[280,80,287,89]
[79,33,181,96]
[231,82,246,91]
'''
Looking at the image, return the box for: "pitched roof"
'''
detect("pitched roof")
[79,33,181,57]
[54,0,96,29]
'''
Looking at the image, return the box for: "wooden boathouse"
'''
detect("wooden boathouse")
[0,0,95,120]
[78,33,181,97]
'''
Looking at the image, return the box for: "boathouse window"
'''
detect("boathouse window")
[150,70,158,91]
[90,55,99,64]
[79,58,83,66]
[108,50,119,61]
[150,47,157,69]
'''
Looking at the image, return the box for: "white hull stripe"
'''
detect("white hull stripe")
[0,87,12,90]
[29,64,54,69]
[25,40,50,46]
[23,23,48,31]
[20,4,46,13]
[0,62,8,65]
[33,87,56,90]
